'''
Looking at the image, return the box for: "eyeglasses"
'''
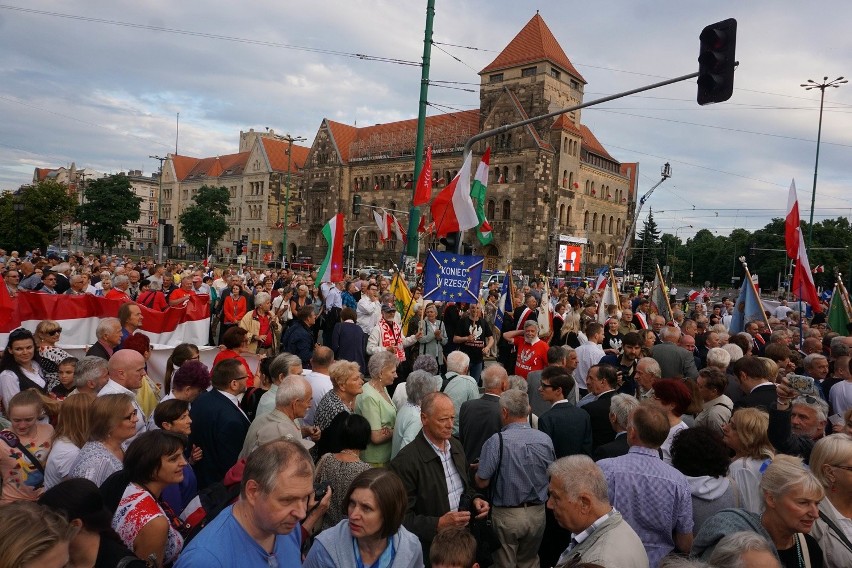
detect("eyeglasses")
[234,374,249,381]
[831,464,852,472]
[538,382,556,390]
[123,409,139,421]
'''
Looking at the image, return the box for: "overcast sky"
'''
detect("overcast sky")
[2,0,851,241]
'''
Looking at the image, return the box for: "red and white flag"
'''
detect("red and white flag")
[0,290,210,346]
[412,145,433,206]
[785,179,800,260]
[792,228,823,313]
[594,274,607,291]
[373,209,389,242]
[388,212,408,244]
[812,265,825,273]
[430,151,478,237]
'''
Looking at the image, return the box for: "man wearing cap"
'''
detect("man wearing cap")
[503,320,549,380]
[367,303,419,362]
[191,274,210,295]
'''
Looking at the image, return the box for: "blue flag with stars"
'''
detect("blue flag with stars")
[423,251,484,303]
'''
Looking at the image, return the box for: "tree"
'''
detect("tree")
[627,209,661,282]
[0,180,76,252]
[76,174,142,253]
[178,185,230,254]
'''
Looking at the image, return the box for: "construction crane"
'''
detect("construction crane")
[616,162,672,269]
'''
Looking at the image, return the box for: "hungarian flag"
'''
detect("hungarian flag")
[785,179,800,260]
[470,148,493,245]
[828,285,850,336]
[791,227,822,313]
[413,145,433,206]
[315,214,345,287]
[373,209,389,242]
[430,151,478,237]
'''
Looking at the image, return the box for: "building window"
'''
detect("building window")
[366,231,378,249]
[550,68,561,80]
[487,199,495,220]
[522,66,536,77]
[609,217,614,234]
[570,79,579,90]
[566,206,572,226]
[514,165,523,182]
[502,200,511,220]
[592,213,598,232]
[559,204,565,225]
[489,73,503,83]
[568,171,574,188]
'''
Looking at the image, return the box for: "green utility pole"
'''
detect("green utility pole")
[404,0,435,258]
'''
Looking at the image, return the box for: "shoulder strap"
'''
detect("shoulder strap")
[0,430,46,476]
[798,533,811,568]
[818,510,852,552]
[713,401,733,411]
[440,372,455,393]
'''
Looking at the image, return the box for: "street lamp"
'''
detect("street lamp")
[277,134,307,266]
[800,76,847,245]
[150,155,167,263]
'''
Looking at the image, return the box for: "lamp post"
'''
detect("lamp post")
[149,155,167,263]
[800,76,847,245]
[278,134,306,266]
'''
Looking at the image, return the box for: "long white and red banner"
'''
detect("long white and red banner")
[1,289,210,347]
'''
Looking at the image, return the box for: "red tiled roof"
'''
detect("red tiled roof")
[170,155,200,181]
[261,138,310,173]
[480,13,585,83]
[34,167,57,182]
[579,125,614,161]
[550,114,582,136]
[173,152,249,181]
[325,110,479,164]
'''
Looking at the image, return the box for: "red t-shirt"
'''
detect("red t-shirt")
[513,336,549,379]
[169,288,195,304]
[105,288,130,301]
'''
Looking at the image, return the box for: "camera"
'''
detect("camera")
[314,481,331,503]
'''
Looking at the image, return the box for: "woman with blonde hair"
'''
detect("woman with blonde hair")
[721,407,775,514]
[44,392,94,489]
[0,501,76,568]
[34,320,72,392]
[69,393,139,486]
[808,434,852,567]
[0,389,53,503]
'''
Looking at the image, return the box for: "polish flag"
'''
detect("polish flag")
[430,151,478,237]
[785,180,800,260]
[792,228,823,313]
[388,213,408,244]
[0,291,210,346]
[373,209,389,242]
[412,145,433,206]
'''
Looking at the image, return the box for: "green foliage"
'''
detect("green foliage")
[178,185,230,254]
[0,180,76,252]
[77,174,142,253]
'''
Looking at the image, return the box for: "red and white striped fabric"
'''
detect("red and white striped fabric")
[0,288,210,347]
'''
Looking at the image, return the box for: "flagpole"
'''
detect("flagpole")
[836,271,852,320]
[738,256,773,333]
[655,264,674,320]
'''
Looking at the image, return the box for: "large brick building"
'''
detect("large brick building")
[158,13,637,274]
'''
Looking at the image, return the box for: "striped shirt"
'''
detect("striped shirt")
[427,437,464,512]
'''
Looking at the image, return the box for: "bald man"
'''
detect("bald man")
[99,349,148,445]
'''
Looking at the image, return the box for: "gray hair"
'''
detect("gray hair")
[368,351,398,380]
[769,330,790,344]
[412,354,438,375]
[793,395,829,423]
[69,274,83,286]
[54,262,71,273]
[547,455,609,503]
[113,274,129,287]
[637,357,662,379]
[499,389,529,418]
[482,364,508,390]
[609,393,640,430]
[446,350,470,374]
[95,317,120,340]
[507,374,528,393]
[660,325,680,343]
[708,532,779,568]
[147,279,162,291]
[720,342,744,362]
[241,439,313,497]
[803,353,827,371]
[406,370,438,406]
[270,352,303,383]
[706,347,731,369]
[275,374,309,407]
[759,454,824,506]
[523,319,539,330]
[74,356,109,389]
[254,292,271,306]
[809,433,852,490]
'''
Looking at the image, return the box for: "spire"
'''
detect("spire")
[480,13,585,83]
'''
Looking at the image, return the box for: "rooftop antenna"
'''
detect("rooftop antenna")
[175,112,180,155]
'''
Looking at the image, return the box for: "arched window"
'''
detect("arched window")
[600,215,607,234]
[609,245,617,264]
[559,204,566,225]
[514,165,523,182]
[583,211,589,230]
[608,217,614,234]
[617,219,622,234]
[592,212,598,231]
[389,201,397,212]
[590,182,596,196]
[493,167,500,183]
[596,243,605,264]
[386,231,397,252]
[366,231,378,250]
[502,199,511,220]
[563,138,568,153]
[584,180,590,194]
[487,199,496,220]
[445,171,452,185]
[568,171,574,189]
[566,206,572,226]
[562,170,568,187]
[502,166,509,183]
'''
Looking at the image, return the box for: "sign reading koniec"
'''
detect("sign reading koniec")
[423,251,484,303]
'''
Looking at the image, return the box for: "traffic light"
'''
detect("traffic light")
[462,243,473,256]
[163,223,174,246]
[352,194,362,215]
[697,18,737,105]
[440,232,459,253]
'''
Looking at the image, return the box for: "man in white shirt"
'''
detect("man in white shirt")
[574,322,606,398]
[98,349,147,445]
[357,281,381,334]
[303,346,334,426]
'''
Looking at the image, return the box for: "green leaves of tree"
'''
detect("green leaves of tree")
[178,185,230,254]
[0,180,76,252]
[77,174,142,253]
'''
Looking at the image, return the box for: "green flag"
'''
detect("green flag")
[828,285,850,336]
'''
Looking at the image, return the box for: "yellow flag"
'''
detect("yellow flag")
[391,273,414,331]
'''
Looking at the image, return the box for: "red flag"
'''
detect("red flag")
[785,180,800,260]
[417,215,426,234]
[413,145,433,206]
[0,276,17,330]
[792,228,822,313]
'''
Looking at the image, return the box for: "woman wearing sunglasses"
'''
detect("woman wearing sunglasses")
[69,393,139,486]
[34,320,72,393]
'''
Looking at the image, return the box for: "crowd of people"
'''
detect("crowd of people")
[1,250,851,568]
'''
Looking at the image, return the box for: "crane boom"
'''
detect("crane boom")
[616,162,672,267]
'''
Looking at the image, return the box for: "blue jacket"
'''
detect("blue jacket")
[303,519,423,568]
[281,319,314,367]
